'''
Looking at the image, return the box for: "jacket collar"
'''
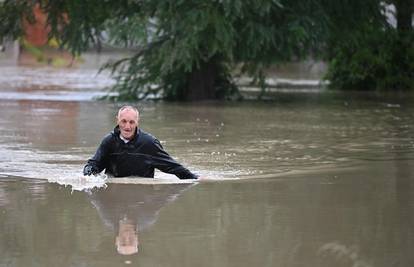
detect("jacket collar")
[113,125,140,142]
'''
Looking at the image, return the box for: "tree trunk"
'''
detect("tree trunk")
[186,59,218,101]
[394,0,413,34]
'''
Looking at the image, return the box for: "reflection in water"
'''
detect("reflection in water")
[116,217,139,255]
[1,169,414,266]
[89,183,193,255]
[318,242,372,267]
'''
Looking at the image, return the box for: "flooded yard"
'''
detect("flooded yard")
[1,65,414,266]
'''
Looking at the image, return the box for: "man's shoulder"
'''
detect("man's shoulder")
[138,129,158,142]
[100,131,118,145]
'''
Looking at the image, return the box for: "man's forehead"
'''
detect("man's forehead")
[120,108,134,115]
[119,107,138,116]
[118,109,138,120]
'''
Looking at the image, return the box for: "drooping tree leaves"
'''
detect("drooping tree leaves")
[1,0,412,100]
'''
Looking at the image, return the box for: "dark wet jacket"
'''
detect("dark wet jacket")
[85,126,198,179]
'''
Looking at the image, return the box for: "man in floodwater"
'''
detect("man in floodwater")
[83,105,199,179]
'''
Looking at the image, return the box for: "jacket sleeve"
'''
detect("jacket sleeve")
[85,135,112,173]
[150,139,198,180]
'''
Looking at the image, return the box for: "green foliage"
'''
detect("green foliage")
[0,0,35,40]
[1,0,412,99]
[325,27,414,91]
[103,14,148,49]
[44,0,116,55]
[322,0,414,91]
[1,0,326,101]
[102,0,326,100]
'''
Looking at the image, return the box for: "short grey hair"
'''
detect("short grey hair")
[117,105,140,121]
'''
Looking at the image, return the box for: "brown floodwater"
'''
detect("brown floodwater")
[1,66,414,267]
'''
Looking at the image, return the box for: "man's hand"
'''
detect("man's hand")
[83,165,98,176]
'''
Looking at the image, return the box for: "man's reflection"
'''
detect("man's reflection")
[116,217,139,255]
[88,183,193,255]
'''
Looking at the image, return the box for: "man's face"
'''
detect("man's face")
[117,108,139,140]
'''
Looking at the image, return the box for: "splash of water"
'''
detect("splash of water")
[48,172,108,192]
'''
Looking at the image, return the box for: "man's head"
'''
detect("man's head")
[117,106,140,140]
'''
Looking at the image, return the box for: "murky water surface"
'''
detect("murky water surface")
[1,66,414,267]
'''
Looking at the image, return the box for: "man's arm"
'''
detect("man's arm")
[84,135,111,176]
[150,139,198,179]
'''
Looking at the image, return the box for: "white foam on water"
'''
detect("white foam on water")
[48,173,108,192]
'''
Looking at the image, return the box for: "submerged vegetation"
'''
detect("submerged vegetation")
[0,0,413,101]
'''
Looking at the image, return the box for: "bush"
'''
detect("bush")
[325,29,414,91]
